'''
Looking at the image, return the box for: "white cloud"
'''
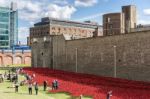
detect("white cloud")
[138,20,150,25]
[17,0,76,22]
[1,0,76,22]
[1,0,77,43]
[18,27,29,44]
[143,9,150,15]
[45,4,76,19]
[53,0,68,5]
[0,0,8,5]
[78,13,103,21]
[75,0,98,7]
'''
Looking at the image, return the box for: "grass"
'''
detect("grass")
[0,70,92,99]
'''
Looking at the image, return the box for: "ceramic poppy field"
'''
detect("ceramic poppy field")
[23,67,150,99]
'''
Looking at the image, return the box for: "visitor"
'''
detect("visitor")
[34,82,38,95]
[43,80,47,91]
[15,73,18,82]
[106,91,112,99]
[32,74,36,78]
[52,80,55,90]
[53,80,57,90]
[26,74,29,80]
[15,81,19,92]
[0,74,2,83]
[55,80,59,90]
[0,74,4,82]
[80,94,83,99]
[4,71,7,78]
[8,71,11,81]
[28,83,32,95]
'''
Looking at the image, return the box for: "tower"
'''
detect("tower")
[0,2,18,48]
[122,5,137,33]
[10,2,18,47]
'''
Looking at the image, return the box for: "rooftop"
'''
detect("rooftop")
[34,17,102,27]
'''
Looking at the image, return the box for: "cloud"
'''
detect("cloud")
[18,27,29,44]
[78,13,103,21]
[45,4,76,19]
[2,0,76,22]
[138,20,150,25]
[0,0,9,5]
[1,0,77,44]
[75,0,98,7]
[143,9,150,15]
[53,0,68,5]
[18,1,76,22]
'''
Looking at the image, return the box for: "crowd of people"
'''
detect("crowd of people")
[43,79,59,91]
[0,68,113,99]
[1,68,60,95]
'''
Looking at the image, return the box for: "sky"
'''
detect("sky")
[0,0,150,44]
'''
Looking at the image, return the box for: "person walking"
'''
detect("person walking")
[34,82,38,95]
[15,74,18,82]
[106,91,112,99]
[53,80,57,90]
[43,80,47,91]
[28,83,32,95]
[55,80,59,90]
[52,80,55,90]
[15,81,19,92]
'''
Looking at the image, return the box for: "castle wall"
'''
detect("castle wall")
[32,31,150,82]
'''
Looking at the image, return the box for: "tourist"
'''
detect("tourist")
[25,74,29,80]
[52,80,55,90]
[32,74,36,78]
[15,73,18,82]
[53,80,57,90]
[43,80,47,91]
[34,82,38,95]
[15,81,19,92]
[8,71,11,81]
[80,94,83,99]
[0,74,2,83]
[28,83,32,95]
[0,74,4,82]
[106,91,112,99]
[55,80,59,90]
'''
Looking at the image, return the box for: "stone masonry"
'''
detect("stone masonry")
[32,30,150,82]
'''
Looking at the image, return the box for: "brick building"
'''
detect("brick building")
[0,49,31,66]
[103,5,137,35]
[103,13,125,36]
[29,18,103,45]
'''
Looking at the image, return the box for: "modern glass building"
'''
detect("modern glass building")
[0,2,18,49]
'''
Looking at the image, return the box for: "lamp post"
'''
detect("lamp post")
[113,45,117,78]
[75,48,78,73]
[56,28,61,69]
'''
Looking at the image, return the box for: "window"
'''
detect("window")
[107,17,110,23]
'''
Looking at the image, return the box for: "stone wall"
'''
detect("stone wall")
[32,31,150,82]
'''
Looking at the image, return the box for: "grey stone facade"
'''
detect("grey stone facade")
[32,30,150,82]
